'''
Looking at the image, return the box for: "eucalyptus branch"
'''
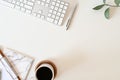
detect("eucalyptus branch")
[93,0,120,19]
[105,4,120,7]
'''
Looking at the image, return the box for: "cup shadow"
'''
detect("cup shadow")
[51,49,87,78]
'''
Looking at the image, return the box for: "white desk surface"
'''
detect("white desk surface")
[0,0,120,80]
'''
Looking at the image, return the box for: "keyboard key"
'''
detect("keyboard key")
[54,20,58,24]
[50,5,54,9]
[63,6,67,10]
[32,13,37,16]
[52,2,55,5]
[1,1,15,8]
[61,14,64,17]
[31,0,35,2]
[20,3,24,7]
[26,9,32,14]
[12,0,16,4]
[41,2,45,6]
[46,0,50,3]
[41,15,45,19]
[62,10,66,13]
[7,0,13,3]
[59,17,63,21]
[47,17,54,22]
[48,13,52,17]
[20,0,23,2]
[23,0,27,3]
[55,16,59,20]
[37,1,41,4]
[21,7,26,12]
[53,0,56,1]
[58,20,62,25]
[15,5,21,10]
[58,18,63,25]
[61,1,64,5]
[65,3,68,6]
[54,7,58,11]
[49,9,53,13]
[45,4,49,7]
[38,10,42,14]
[57,0,60,3]
[58,8,62,12]
[16,2,20,5]
[52,15,55,18]
[56,3,59,7]
[42,0,46,2]
[37,14,41,17]
[57,12,60,16]
[60,4,63,8]
[24,5,32,10]
[27,1,34,6]
[53,11,57,14]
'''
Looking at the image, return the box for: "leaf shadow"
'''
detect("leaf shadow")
[110,7,117,18]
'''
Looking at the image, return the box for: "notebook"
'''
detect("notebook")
[0,46,34,80]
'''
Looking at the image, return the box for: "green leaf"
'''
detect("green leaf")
[103,0,106,3]
[114,0,120,6]
[93,4,105,10]
[104,7,110,19]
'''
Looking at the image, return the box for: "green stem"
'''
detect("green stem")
[105,4,120,7]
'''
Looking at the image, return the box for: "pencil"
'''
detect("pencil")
[0,49,21,80]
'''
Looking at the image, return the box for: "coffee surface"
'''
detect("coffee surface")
[36,67,53,80]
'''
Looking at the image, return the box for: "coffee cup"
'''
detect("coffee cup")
[35,60,57,80]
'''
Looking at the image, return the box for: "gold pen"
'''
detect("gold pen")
[0,49,21,80]
[0,69,1,80]
[66,3,77,30]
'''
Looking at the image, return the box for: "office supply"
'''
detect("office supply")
[0,60,18,80]
[66,3,77,30]
[0,46,34,80]
[0,49,21,80]
[0,69,1,80]
[0,0,69,26]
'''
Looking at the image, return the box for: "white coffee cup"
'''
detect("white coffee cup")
[35,60,57,80]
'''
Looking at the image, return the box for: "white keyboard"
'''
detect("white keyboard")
[0,0,69,25]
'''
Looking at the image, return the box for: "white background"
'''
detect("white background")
[0,0,120,80]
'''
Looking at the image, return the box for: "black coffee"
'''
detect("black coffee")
[36,67,53,80]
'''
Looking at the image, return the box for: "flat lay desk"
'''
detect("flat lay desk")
[0,0,120,80]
